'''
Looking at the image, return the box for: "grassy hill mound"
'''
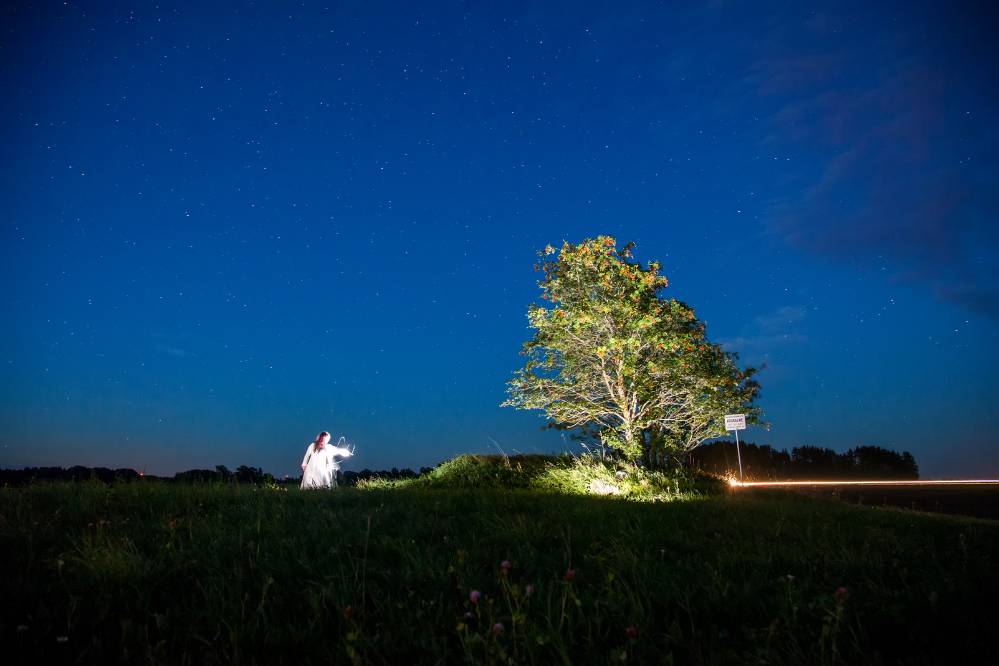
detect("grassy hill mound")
[359,453,724,500]
[4,480,997,663]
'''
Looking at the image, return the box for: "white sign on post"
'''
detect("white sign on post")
[724,414,747,481]
[724,414,746,431]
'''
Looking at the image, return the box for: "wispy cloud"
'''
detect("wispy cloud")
[743,3,999,318]
[755,305,807,335]
[720,305,807,361]
[154,344,192,358]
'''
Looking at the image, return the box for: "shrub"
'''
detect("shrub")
[355,453,721,500]
[422,454,531,489]
[355,476,413,490]
[535,455,719,501]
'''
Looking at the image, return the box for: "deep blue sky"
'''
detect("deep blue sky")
[2,1,997,477]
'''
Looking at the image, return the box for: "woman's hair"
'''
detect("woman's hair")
[314,431,330,451]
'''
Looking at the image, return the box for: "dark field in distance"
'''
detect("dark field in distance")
[737,483,999,519]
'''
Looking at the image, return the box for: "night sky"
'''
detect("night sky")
[2,1,997,478]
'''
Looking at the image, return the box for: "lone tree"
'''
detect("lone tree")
[503,236,761,468]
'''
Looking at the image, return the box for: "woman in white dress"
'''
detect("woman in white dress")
[300,431,353,489]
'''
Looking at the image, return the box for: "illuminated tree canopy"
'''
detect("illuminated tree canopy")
[503,236,762,466]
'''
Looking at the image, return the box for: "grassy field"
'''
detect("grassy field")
[739,483,999,520]
[2,480,998,664]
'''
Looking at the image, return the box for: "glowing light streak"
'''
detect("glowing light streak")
[728,479,999,487]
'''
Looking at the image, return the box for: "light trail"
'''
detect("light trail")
[729,479,999,487]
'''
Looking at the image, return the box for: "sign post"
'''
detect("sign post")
[724,414,747,480]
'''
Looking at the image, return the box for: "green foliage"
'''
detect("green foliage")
[531,454,622,495]
[358,456,534,490]
[357,454,720,501]
[2,481,998,663]
[504,236,761,466]
[423,454,533,489]
[354,476,414,490]
[530,454,716,501]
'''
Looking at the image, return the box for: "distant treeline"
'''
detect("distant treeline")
[0,466,145,484]
[1,446,919,485]
[0,464,432,486]
[174,466,432,485]
[688,442,919,480]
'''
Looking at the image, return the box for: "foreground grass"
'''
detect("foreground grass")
[2,482,997,664]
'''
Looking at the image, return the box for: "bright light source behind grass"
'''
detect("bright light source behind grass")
[729,479,999,487]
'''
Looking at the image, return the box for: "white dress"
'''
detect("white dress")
[300,443,352,489]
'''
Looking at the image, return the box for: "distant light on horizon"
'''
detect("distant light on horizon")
[728,479,999,487]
